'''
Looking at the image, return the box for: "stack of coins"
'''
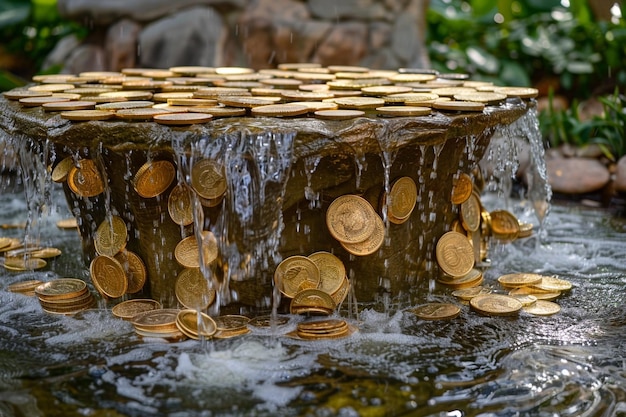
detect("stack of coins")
[130,308,183,339]
[326,194,384,256]
[497,273,571,316]
[274,251,351,315]
[175,309,217,340]
[111,298,161,320]
[213,315,251,338]
[7,279,43,296]
[291,318,354,340]
[34,278,96,315]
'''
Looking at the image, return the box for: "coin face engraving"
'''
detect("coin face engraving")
[134,160,176,198]
[191,159,227,199]
[89,255,128,298]
[411,303,461,320]
[326,195,377,244]
[451,173,473,205]
[436,231,474,277]
[274,256,320,298]
[470,294,522,316]
[460,192,481,232]
[67,159,104,198]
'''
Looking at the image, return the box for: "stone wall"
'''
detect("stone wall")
[48,0,430,73]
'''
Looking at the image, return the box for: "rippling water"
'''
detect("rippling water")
[0,176,625,417]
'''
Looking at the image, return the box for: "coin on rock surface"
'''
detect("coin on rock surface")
[497,272,543,288]
[42,100,96,112]
[3,89,52,100]
[523,300,561,316]
[167,183,194,226]
[531,275,572,292]
[274,255,321,298]
[376,106,431,117]
[410,303,461,320]
[508,287,561,301]
[94,215,127,256]
[191,159,227,200]
[314,109,365,120]
[153,112,213,125]
[509,293,538,307]
[114,250,147,294]
[326,195,377,244]
[490,210,520,240]
[308,251,346,295]
[451,286,491,301]
[175,267,216,310]
[251,103,309,117]
[493,86,539,99]
[433,100,485,112]
[67,159,105,197]
[451,172,473,205]
[339,213,385,256]
[460,192,481,232]
[60,109,116,121]
[469,294,522,316]
[90,255,128,298]
[436,231,475,278]
[133,160,176,198]
[387,176,418,224]
[111,299,161,320]
[174,230,218,268]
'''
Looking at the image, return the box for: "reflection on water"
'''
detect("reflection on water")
[0,176,625,416]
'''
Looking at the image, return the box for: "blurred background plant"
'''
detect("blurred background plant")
[0,0,85,90]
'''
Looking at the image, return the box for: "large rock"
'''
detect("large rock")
[615,155,626,193]
[312,22,368,66]
[547,157,610,194]
[106,19,142,71]
[391,0,430,67]
[138,7,227,68]
[307,0,388,20]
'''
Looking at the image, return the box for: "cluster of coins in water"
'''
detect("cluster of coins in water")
[410,173,572,320]
[0,236,63,272]
[3,63,538,125]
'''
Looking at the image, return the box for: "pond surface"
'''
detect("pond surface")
[0,177,625,417]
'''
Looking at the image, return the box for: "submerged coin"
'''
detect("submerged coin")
[469,294,522,316]
[326,195,377,244]
[191,159,227,200]
[176,309,217,339]
[133,160,176,198]
[435,231,474,278]
[410,303,461,320]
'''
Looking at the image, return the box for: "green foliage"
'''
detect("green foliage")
[588,89,626,160]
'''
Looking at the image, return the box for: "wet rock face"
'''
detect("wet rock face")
[0,96,532,308]
[51,0,430,72]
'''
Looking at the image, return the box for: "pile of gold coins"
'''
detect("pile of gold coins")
[3,64,538,125]
[33,278,96,315]
[289,318,354,340]
[274,251,350,316]
[0,236,63,272]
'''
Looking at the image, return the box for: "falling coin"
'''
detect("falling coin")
[133,160,176,198]
[89,255,128,298]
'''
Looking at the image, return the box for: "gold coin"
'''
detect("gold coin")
[290,289,337,315]
[308,251,346,295]
[188,106,246,117]
[509,293,538,307]
[94,216,127,256]
[274,255,321,298]
[51,156,75,183]
[34,278,87,301]
[8,279,43,294]
[508,287,561,301]
[193,87,250,98]
[3,257,47,271]
[389,73,437,83]
[175,267,216,310]
[361,86,413,96]
[166,98,217,106]
[133,160,176,198]
[251,104,309,117]
[29,83,75,92]
[169,66,216,75]
[213,315,250,337]
[518,221,533,238]
[3,89,52,100]
[67,159,105,197]
[287,101,338,112]
[95,100,154,110]
[56,217,78,229]
[167,183,194,226]
[330,276,350,306]
[100,90,154,100]
[451,172,473,205]
[218,96,281,108]
[497,272,543,288]
[190,159,227,200]
[114,250,147,294]
[280,90,335,101]
[60,110,116,121]
[297,318,347,333]
[384,92,439,104]
[410,303,461,320]
[469,294,522,316]
[153,112,213,125]
[111,299,161,320]
[174,230,218,268]
[176,309,217,339]
[375,106,431,117]
[453,92,507,104]
[314,109,365,120]
[460,192,481,232]
[437,268,483,289]
[493,86,538,99]
[42,100,96,112]
[387,176,417,223]
[248,315,290,328]
[339,213,385,256]
[333,97,385,109]
[29,247,62,259]
[451,286,491,301]
[531,275,572,292]
[326,195,377,244]
[523,300,561,316]
[490,210,520,240]
[432,100,485,112]
[115,108,171,120]
[131,308,180,331]
[38,291,93,307]
[20,96,71,107]
[435,231,475,277]
[90,255,128,298]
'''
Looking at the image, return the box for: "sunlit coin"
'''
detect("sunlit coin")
[410,303,461,320]
[508,293,538,307]
[523,300,561,316]
[435,231,474,278]
[469,294,522,316]
[213,315,251,338]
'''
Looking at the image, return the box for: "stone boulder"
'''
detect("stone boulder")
[614,155,626,193]
[547,157,610,194]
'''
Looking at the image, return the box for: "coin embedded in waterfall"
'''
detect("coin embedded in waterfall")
[410,303,461,320]
[386,176,418,224]
[308,251,346,295]
[111,298,161,320]
[51,156,75,183]
[274,255,321,298]
[89,255,128,298]
[339,213,385,256]
[133,160,176,198]
[67,159,105,197]
[460,192,481,232]
[176,309,217,340]
[190,159,227,200]
[174,230,218,268]
[469,294,522,316]
[175,267,216,310]
[326,195,377,244]
[167,183,195,226]
[94,215,127,256]
[435,231,475,277]
[451,172,473,205]
[490,210,520,240]
[114,250,147,294]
